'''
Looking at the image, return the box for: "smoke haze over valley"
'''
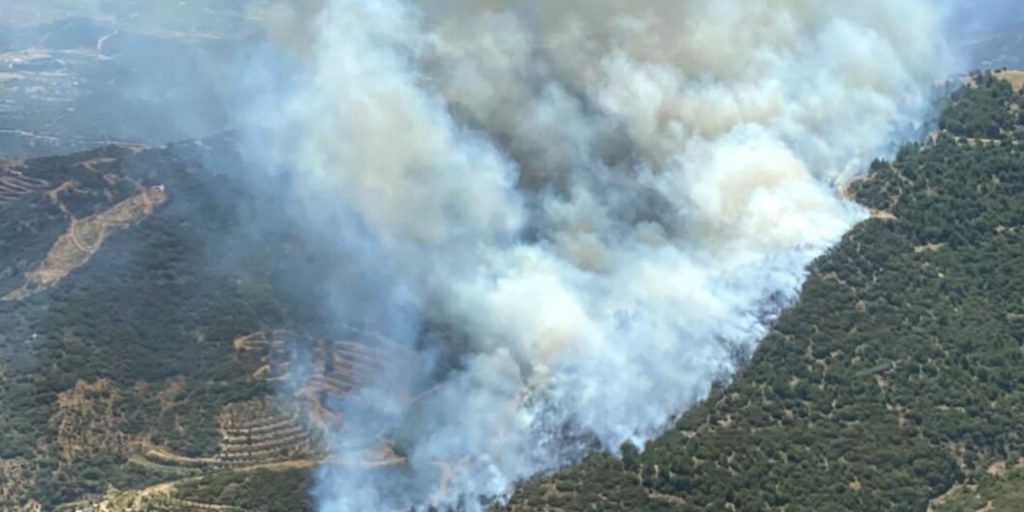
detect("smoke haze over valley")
[3,1,1020,511]
[240,1,959,510]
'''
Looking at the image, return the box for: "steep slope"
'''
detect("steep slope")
[504,72,1024,511]
[0,136,425,512]
[0,137,314,511]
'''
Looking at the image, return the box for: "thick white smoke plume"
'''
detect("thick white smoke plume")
[246,1,957,510]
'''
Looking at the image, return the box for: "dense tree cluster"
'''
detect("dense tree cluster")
[0,143,307,509]
[932,466,1024,511]
[174,469,314,512]
[939,71,1018,139]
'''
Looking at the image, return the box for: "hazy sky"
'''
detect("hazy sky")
[0,0,262,38]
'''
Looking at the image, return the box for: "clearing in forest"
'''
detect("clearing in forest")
[3,185,166,301]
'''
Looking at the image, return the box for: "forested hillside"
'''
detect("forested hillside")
[505,71,1024,511]
[0,139,321,510]
[2,72,1024,511]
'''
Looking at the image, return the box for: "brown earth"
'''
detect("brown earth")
[995,69,1024,92]
[3,185,167,301]
[50,379,140,462]
[0,458,37,512]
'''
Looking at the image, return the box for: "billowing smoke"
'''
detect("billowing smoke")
[243,1,958,510]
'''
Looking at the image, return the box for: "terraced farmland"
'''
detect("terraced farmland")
[251,330,417,420]
[130,330,414,475]
[63,332,417,512]
[224,331,415,468]
[140,495,242,512]
[217,398,320,467]
[0,160,47,205]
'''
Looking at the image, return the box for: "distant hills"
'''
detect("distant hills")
[953,0,1024,68]
[0,12,252,158]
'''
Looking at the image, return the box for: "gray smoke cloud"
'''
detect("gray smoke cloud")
[243,0,960,510]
